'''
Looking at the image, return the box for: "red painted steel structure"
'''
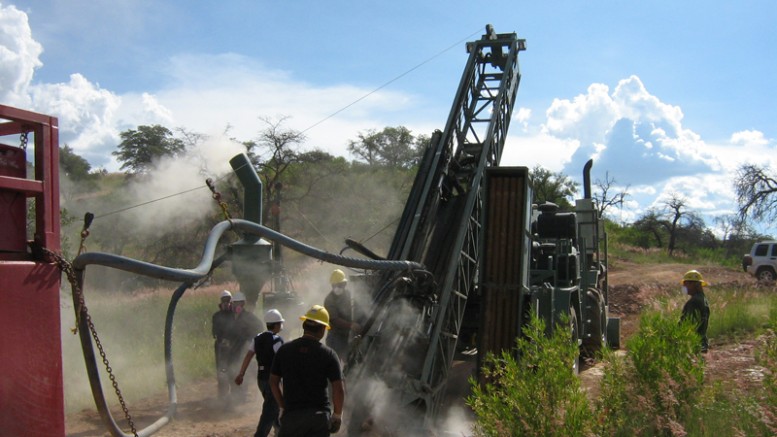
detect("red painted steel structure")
[0,104,63,437]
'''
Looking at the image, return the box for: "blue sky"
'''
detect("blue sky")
[3,1,777,232]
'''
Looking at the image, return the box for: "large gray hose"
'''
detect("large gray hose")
[73,219,423,276]
[72,219,424,437]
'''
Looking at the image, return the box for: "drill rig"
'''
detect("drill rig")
[343,25,525,432]
[342,25,618,434]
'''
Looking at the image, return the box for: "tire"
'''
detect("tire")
[756,267,776,282]
[582,289,606,357]
[570,307,580,375]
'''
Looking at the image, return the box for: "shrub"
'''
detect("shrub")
[594,311,705,436]
[467,313,592,437]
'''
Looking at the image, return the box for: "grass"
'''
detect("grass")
[62,285,225,413]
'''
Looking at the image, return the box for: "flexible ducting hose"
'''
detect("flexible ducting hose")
[72,219,425,437]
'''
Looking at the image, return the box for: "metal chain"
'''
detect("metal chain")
[206,178,233,223]
[19,131,29,150]
[36,245,138,437]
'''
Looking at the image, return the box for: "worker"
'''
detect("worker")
[223,291,264,406]
[323,269,361,359]
[680,270,711,353]
[270,305,345,436]
[235,309,286,437]
[212,290,234,401]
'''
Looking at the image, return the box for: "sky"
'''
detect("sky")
[2,0,776,233]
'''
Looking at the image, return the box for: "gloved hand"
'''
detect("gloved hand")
[329,413,342,433]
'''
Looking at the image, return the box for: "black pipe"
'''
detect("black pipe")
[583,159,593,199]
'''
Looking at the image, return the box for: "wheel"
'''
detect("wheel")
[582,289,606,357]
[569,307,580,375]
[756,267,776,282]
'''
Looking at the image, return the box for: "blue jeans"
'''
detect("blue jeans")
[255,379,280,437]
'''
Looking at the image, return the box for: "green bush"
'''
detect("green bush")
[467,314,592,437]
[594,311,705,436]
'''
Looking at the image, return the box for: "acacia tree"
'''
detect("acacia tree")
[347,126,425,168]
[593,171,630,218]
[59,145,92,181]
[530,166,578,210]
[735,163,777,225]
[634,209,665,248]
[664,194,691,255]
[113,125,186,174]
[243,116,307,227]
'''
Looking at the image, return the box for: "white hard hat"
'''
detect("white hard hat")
[220,290,232,299]
[232,291,246,302]
[264,309,285,324]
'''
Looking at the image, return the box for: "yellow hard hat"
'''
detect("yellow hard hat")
[681,270,708,286]
[300,305,331,329]
[330,269,347,285]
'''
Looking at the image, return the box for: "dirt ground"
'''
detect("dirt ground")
[65,260,772,437]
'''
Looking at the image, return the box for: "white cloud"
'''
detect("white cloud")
[730,129,769,147]
[28,73,121,166]
[0,2,42,106]
[147,53,418,162]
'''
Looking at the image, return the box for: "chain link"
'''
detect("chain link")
[36,245,138,437]
[19,131,29,150]
[206,178,233,223]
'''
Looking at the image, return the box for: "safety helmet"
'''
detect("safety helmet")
[330,269,348,285]
[300,305,331,329]
[265,309,285,324]
[220,290,232,299]
[232,291,247,302]
[681,270,708,286]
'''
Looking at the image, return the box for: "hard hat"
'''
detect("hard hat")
[265,309,285,324]
[300,305,331,329]
[681,270,708,286]
[220,290,232,299]
[232,291,246,302]
[330,269,348,285]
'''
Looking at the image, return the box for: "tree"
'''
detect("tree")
[664,194,693,255]
[112,125,186,174]
[348,126,424,168]
[633,209,665,248]
[529,166,578,210]
[243,116,307,227]
[734,163,777,226]
[593,171,630,218]
[59,145,92,181]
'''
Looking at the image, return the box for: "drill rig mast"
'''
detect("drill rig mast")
[345,25,526,431]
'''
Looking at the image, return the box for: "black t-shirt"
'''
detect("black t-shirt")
[270,336,343,412]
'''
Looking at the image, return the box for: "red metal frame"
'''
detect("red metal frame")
[0,104,64,437]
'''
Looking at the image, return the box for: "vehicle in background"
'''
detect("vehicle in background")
[742,240,777,282]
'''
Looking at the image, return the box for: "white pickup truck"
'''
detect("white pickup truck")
[742,240,777,282]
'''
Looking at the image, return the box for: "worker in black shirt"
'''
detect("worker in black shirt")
[680,270,711,353]
[270,305,345,436]
[212,290,233,401]
[224,291,263,405]
[236,309,285,437]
